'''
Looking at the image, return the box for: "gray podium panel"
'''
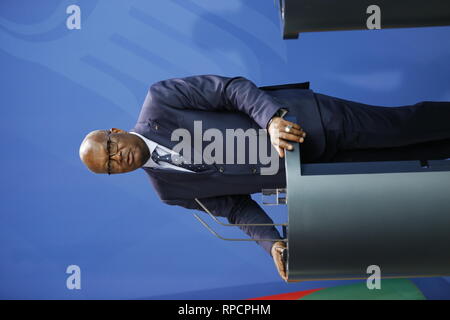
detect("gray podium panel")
[285,143,450,281]
[278,0,450,39]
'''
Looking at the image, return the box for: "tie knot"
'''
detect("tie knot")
[151,148,183,165]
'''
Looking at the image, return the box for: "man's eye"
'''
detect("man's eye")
[106,138,111,151]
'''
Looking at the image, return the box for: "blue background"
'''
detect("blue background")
[1,0,450,299]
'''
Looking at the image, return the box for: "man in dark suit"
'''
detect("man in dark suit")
[79,74,450,281]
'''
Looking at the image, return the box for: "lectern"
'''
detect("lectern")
[277,0,450,39]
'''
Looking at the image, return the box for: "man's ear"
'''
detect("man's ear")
[110,128,127,134]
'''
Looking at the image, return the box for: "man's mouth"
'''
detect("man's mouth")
[127,150,133,166]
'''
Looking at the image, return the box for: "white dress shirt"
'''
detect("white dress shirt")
[129,131,194,172]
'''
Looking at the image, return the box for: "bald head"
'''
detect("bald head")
[79,128,150,174]
[79,130,109,173]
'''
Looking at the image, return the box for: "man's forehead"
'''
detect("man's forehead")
[81,131,108,158]
[83,138,108,172]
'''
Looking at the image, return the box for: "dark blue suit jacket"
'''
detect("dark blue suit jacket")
[131,75,326,254]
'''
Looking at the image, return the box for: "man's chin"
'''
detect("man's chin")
[111,166,140,174]
[124,166,140,173]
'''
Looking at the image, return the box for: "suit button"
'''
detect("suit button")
[219,167,224,173]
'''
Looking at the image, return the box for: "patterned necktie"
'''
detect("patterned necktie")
[150,147,212,172]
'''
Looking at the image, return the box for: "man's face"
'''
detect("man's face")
[79,128,150,174]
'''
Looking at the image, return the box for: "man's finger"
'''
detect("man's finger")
[277,146,285,158]
[281,127,305,138]
[279,140,294,150]
[276,246,285,254]
[281,119,301,130]
[275,253,287,280]
[280,132,305,143]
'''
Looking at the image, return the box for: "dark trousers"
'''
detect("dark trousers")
[314,93,450,163]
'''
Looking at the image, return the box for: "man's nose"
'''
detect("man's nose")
[111,151,122,163]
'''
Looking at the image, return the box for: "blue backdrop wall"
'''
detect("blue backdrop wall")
[1,0,449,299]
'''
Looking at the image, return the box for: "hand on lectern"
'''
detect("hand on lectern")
[271,241,288,281]
[267,117,306,158]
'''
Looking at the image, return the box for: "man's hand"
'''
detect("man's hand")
[267,117,306,158]
[271,241,288,281]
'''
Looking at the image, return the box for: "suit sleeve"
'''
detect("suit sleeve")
[149,74,284,129]
[162,195,282,255]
